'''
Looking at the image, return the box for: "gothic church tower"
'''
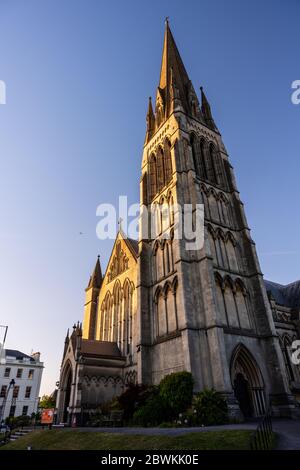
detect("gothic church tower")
[136,20,294,417]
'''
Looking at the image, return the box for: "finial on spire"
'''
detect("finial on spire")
[118,217,123,231]
[165,16,169,26]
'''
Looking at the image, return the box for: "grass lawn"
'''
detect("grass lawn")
[0,429,257,450]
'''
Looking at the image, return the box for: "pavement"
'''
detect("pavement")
[272,420,300,450]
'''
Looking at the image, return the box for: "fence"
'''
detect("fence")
[250,408,273,450]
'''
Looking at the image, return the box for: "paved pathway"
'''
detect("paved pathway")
[272,420,300,450]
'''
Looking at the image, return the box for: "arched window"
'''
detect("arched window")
[201,187,210,219]
[227,235,239,272]
[156,147,165,192]
[163,241,171,275]
[113,283,121,343]
[214,151,226,187]
[142,172,148,205]
[149,155,157,200]
[199,139,208,179]
[224,279,239,328]
[215,276,228,325]
[208,190,220,222]
[164,139,172,183]
[191,134,199,175]
[123,282,129,354]
[100,304,105,341]
[208,227,217,264]
[154,242,164,280]
[168,193,175,226]
[156,290,167,337]
[106,295,113,341]
[166,284,177,333]
[209,144,218,184]
[151,203,161,238]
[205,143,218,184]
[161,197,169,232]
[215,236,224,267]
[219,232,229,269]
[155,203,161,236]
[190,135,208,180]
[235,282,251,330]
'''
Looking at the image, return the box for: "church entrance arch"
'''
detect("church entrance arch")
[231,344,266,418]
[61,362,72,424]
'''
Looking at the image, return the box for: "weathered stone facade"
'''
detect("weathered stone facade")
[55,22,300,425]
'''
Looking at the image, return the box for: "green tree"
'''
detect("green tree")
[39,395,55,409]
[193,389,228,425]
[159,371,194,417]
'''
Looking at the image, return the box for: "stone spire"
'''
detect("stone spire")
[158,18,191,117]
[200,86,218,131]
[145,97,155,144]
[87,255,102,289]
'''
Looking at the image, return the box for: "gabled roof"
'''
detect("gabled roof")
[98,231,138,287]
[81,339,122,358]
[126,237,138,257]
[265,279,300,309]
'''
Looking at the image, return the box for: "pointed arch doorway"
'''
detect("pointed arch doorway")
[60,362,73,424]
[231,344,266,418]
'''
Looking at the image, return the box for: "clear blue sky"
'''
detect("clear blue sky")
[0,0,299,395]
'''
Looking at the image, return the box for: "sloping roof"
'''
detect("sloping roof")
[126,237,138,257]
[81,339,122,358]
[5,349,35,362]
[264,280,300,308]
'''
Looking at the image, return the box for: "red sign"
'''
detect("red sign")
[41,408,54,424]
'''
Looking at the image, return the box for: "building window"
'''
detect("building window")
[16,368,23,378]
[28,369,34,380]
[25,386,32,399]
[13,385,20,398]
[9,406,16,417]
[0,385,7,398]
[22,406,28,416]
[4,368,11,378]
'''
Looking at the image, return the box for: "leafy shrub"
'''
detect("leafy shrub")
[5,415,31,429]
[193,389,228,425]
[117,383,153,420]
[132,394,169,426]
[159,371,194,417]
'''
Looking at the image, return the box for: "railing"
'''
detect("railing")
[250,408,273,450]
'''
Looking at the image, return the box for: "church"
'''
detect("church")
[55,21,300,425]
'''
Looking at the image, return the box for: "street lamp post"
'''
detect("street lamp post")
[0,379,15,424]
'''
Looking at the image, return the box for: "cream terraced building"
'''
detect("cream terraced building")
[0,348,43,421]
[55,22,300,425]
